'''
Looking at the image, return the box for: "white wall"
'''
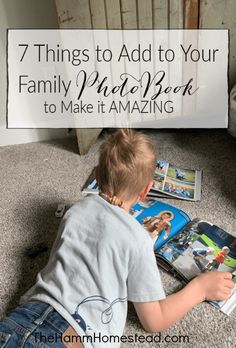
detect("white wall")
[0,0,70,146]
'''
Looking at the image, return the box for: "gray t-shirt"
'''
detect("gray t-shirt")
[21,194,165,347]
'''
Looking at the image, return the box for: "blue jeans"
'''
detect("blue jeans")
[0,301,80,347]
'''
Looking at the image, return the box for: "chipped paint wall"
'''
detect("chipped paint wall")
[55,0,235,88]
[200,0,236,89]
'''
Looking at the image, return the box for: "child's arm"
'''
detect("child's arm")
[133,271,234,333]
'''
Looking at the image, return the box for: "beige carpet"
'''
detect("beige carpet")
[0,130,235,348]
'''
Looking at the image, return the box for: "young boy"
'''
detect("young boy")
[0,129,233,348]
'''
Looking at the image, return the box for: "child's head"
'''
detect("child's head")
[222,246,230,255]
[96,129,156,202]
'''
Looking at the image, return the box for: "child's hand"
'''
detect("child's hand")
[192,271,234,302]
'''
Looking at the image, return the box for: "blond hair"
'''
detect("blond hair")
[96,129,156,201]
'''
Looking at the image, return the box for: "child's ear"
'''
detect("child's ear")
[139,181,153,200]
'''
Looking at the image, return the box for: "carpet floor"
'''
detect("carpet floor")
[0,130,235,348]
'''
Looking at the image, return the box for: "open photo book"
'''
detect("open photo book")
[151,160,202,201]
[82,160,202,201]
[131,200,236,315]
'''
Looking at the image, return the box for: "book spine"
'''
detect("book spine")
[195,170,203,201]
